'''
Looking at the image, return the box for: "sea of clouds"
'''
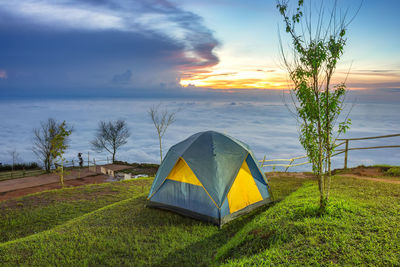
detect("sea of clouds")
[0,98,399,171]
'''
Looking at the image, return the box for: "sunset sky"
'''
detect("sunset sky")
[0,0,399,97]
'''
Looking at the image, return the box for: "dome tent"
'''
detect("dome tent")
[147,131,271,226]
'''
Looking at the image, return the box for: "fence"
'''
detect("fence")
[0,152,113,181]
[261,133,400,171]
[259,155,309,172]
[334,133,400,169]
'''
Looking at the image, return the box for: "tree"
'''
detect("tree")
[8,148,19,178]
[50,121,72,187]
[277,0,358,211]
[32,118,73,172]
[148,104,176,163]
[91,120,130,163]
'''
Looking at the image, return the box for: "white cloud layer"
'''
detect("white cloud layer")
[0,98,399,172]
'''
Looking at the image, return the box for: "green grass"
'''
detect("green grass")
[0,178,153,243]
[1,174,398,266]
[216,176,400,266]
[0,169,45,181]
[0,176,310,266]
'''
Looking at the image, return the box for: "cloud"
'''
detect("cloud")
[112,70,132,84]
[0,0,220,70]
[2,98,400,171]
[0,0,220,96]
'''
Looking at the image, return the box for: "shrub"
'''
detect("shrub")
[386,167,400,177]
[0,162,40,172]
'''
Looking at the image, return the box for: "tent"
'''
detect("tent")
[147,131,272,226]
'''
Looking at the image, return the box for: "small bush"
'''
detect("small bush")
[0,162,40,172]
[385,167,400,177]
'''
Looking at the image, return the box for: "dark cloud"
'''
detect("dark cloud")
[112,70,132,84]
[0,0,220,97]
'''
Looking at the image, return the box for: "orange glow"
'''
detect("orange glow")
[180,68,290,90]
[180,67,400,91]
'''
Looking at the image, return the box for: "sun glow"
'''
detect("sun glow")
[180,68,289,90]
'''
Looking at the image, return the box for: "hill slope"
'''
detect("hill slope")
[1,174,399,266]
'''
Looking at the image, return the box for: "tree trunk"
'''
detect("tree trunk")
[158,135,163,164]
[112,151,116,163]
[315,77,325,211]
[45,157,50,172]
[60,163,64,187]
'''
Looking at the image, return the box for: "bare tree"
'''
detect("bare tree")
[32,118,72,172]
[8,148,19,177]
[148,104,176,163]
[91,120,130,163]
[8,148,19,171]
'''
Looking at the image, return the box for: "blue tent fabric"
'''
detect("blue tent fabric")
[147,131,272,226]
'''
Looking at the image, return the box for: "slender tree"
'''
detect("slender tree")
[8,148,19,178]
[50,121,72,187]
[91,120,130,163]
[277,0,357,211]
[32,118,73,172]
[148,104,176,163]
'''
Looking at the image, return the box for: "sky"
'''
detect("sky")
[0,0,399,98]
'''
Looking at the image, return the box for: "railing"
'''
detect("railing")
[261,133,400,171]
[0,152,113,181]
[259,155,310,172]
[334,133,400,169]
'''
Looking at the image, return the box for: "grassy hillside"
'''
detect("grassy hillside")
[217,176,400,266]
[0,175,310,266]
[1,174,399,266]
[0,178,152,243]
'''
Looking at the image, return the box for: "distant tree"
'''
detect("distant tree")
[148,104,176,163]
[8,148,19,178]
[50,121,72,187]
[32,118,73,172]
[277,0,358,211]
[91,120,130,163]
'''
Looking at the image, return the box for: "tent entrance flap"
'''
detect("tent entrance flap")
[227,159,263,213]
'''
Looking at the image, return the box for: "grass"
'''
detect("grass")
[0,173,399,266]
[0,169,45,182]
[0,175,310,266]
[0,178,153,243]
[217,176,400,266]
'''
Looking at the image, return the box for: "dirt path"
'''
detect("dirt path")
[0,175,109,201]
[341,174,400,184]
[0,164,132,201]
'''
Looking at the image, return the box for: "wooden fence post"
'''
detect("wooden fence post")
[285,158,294,172]
[344,139,349,169]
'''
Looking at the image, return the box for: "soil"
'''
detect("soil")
[339,174,400,184]
[0,164,132,202]
[266,172,315,179]
[267,166,400,185]
[1,164,398,203]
